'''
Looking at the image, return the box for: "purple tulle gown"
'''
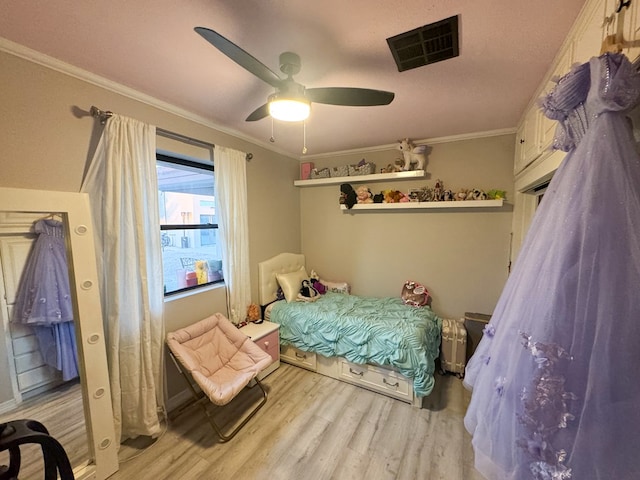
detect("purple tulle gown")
[13,219,79,381]
[463,52,640,480]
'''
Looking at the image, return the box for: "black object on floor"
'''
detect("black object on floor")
[0,419,74,480]
[464,312,491,362]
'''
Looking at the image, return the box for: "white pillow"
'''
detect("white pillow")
[322,279,351,295]
[276,266,309,303]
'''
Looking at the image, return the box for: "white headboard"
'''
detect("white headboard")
[258,252,306,306]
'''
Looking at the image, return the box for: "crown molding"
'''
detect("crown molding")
[0,37,297,159]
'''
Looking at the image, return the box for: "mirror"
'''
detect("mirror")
[0,187,117,480]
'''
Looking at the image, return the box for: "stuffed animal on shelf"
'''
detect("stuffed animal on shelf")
[468,188,488,200]
[433,179,444,201]
[356,185,374,204]
[383,190,395,203]
[380,162,403,174]
[372,192,384,203]
[442,189,455,201]
[396,138,427,171]
[340,183,357,209]
[487,189,507,200]
[383,189,410,203]
[408,186,434,202]
[454,189,470,201]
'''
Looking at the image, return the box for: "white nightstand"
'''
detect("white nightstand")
[240,321,280,379]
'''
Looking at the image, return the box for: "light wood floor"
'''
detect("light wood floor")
[0,380,88,479]
[112,364,484,480]
[0,364,484,479]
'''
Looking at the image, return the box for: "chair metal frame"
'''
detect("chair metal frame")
[168,349,268,443]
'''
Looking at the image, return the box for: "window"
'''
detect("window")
[157,153,223,295]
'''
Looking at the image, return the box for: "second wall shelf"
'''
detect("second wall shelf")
[340,199,504,211]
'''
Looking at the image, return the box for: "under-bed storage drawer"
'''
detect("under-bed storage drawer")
[280,344,317,371]
[339,360,411,401]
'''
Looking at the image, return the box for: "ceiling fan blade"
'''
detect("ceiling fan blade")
[306,87,395,106]
[246,103,270,122]
[195,27,284,89]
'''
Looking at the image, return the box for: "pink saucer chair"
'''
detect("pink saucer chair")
[166,313,273,442]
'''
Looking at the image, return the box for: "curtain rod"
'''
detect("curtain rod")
[89,106,253,161]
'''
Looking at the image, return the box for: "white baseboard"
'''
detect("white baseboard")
[0,398,18,415]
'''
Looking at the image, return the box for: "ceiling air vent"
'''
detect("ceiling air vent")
[387,15,459,72]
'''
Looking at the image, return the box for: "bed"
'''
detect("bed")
[258,253,442,407]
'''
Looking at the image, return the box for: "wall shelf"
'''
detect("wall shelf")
[340,199,504,211]
[294,170,426,187]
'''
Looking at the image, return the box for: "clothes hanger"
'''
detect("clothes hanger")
[38,213,64,222]
[600,0,640,54]
[617,0,632,13]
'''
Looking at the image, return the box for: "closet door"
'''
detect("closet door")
[0,234,61,402]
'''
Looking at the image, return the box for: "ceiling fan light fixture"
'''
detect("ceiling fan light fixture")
[268,94,310,122]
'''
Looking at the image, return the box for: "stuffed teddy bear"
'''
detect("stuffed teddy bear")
[383,189,397,203]
[384,189,410,203]
[246,303,261,322]
[373,193,384,203]
[401,280,431,307]
[340,183,357,209]
[356,185,373,204]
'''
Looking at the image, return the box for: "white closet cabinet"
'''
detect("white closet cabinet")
[514,107,542,174]
[571,0,612,64]
[624,1,640,60]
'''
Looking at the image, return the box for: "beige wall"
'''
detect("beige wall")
[0,46,516,405]
[0,49,301,402]
[300,135,515,319]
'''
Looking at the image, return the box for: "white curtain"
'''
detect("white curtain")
[81,114,165,442]
[215,146,251,323]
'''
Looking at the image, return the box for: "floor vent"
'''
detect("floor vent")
[387,15,459,72]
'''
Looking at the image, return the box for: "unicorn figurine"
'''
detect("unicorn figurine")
[396,138,427,171]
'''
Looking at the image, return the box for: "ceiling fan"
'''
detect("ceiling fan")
[194,27,395,123]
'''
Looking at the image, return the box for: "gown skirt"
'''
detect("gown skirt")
[463,53,640,479]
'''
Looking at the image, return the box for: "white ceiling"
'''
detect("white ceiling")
[0,1,586,158]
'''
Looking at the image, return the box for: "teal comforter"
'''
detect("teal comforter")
[270,292,442,396]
